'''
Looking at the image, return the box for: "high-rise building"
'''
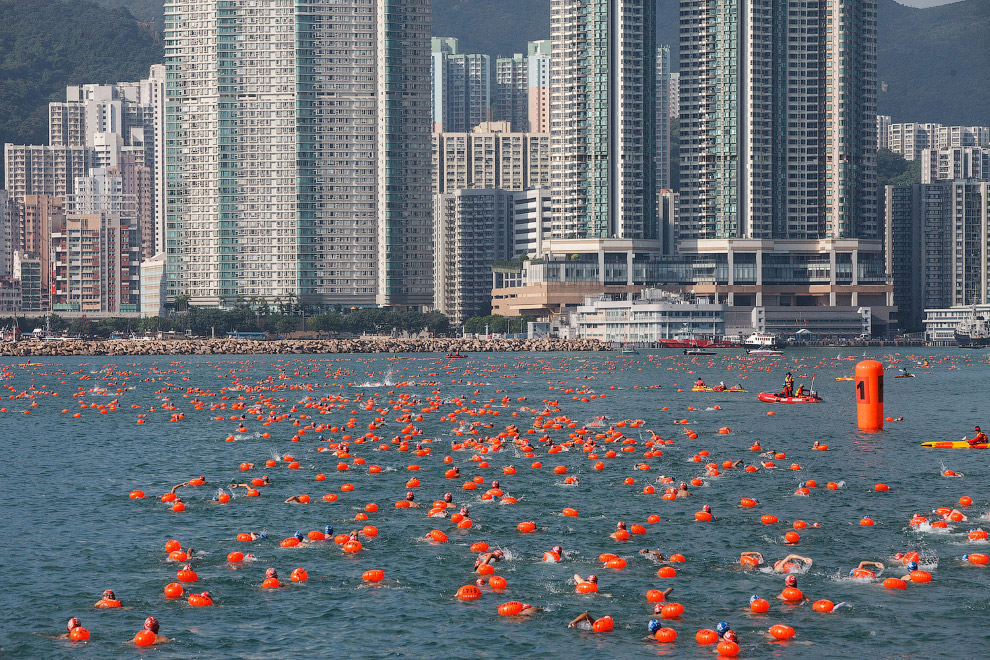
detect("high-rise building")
[885,182,990,331]
[432,122,550,194]
[935,125,990,150]
[655,46,671,192]
[550,0,657,240]
[877,115,891,150]
[668,72,679,119]
[921,147,990,184]
[527,40,551,134]
[165,0,432,308]
[432,38,491,133]
[0,190,13,278]
[19,194,65,309]
[887,122,941,161]
[676,0,888,312]
[496,53,528,132]
[681,0,877,242]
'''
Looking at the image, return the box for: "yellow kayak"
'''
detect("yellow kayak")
[835,377,854,381]
[921,441,989,449]
[692,387,748,393]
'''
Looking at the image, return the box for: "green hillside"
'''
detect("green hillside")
[0,0,162,179]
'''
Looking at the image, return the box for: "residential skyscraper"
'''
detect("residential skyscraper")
[432,38,491,133]
[527,40,551,134]
[164,0,432,308]
[680,0,878,242]
[432,122,550,194]
[0,190,12,278]
[496,53,528,132]
[921,147,990,184]
[655,45,671,192]
[550,0,657,240]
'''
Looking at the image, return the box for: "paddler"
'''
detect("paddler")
[783,372,794,397]
[967,426,988,447]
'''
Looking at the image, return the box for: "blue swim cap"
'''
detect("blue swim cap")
[749,594,759,603]
[294,531,304,539]
[648,619,662,634]
[258,532,267,539]
[212,496,219,501]
[716,621,730,636]
[962,554,969,561]
[907,561,918,571]
[798,482,805,488]
[325,524,333,534]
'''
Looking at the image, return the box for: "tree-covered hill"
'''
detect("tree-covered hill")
[0,0,162,180]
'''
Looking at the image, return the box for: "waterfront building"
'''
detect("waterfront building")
[885,182,990,331]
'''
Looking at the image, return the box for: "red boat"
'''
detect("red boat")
[757,392,822,404]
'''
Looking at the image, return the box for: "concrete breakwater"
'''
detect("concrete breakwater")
[0,337,608,357]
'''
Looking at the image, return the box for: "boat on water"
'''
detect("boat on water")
[894,374,915,378]
[743,332,782,349]
[445,353,467,359]
[922,441,989,449]
[955,313,990,348]
[621,343,639,354]
[657,326,742,349]
[746,348,782,356]
[835,377,854,381]
[683,349,716,356]
[757,392,822,403]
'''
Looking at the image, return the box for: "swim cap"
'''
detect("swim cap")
[724,630,738,643]
[293,531,303,539]
[443,493,452,502]
[265,567,278,578]
[258,533,268,539]
[716,621,730,636]
[212,496,219,501]
[144,616,159,633]
[325,524,333,534]
[798,482,805,488]
[680,482,687,490]
[103,589,115,599]
[653,603,664,614]
[976,426,981,431]
[907,561,918,571]
[702,504,711,513]
[67,617,81,631]
[587,574,598,583]
[962,554,970,561]
[475,578,485,587]
[648,619,662,634]
[406,491,415,500]
[617,521,626,529]
[749,595,760,603]
[552,546,563,554]
[785,575,797,587]
[493,550,504,558]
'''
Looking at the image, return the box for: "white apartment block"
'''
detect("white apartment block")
[877,115,891,150]
[432,38,490,134]
[164,0,432,308]
[921,147,990,184]
[432,122,550,194]
[0,190,13,278]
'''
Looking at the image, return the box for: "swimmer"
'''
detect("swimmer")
[167,481,191,495]
[404,491,419,507]
[475,549,504,571]
[284,495,307,503]
[245,531,268,540]
[442,492,455,508]
[639,549,667,561]
[716,621,738,642]
[850,561,884,577]
[739,551,765,567]
[518,603,543,616]
[776,574,810,601]
[898,561,920,580]
[700,504,717,521]
[568,611,603,630]
[138,616,169,644]
[94,589,122,608]
[58,618,85,639]
[676,482,690,497]
[773,554,812,573]
[574,573,598,587]
[610,521,628,539]
[938,508,968,522]
[695,378,705,388]
[544,545,564,562]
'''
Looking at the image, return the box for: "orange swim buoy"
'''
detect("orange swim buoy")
[883,577,907,589]
[489,575,507,590]
[134,630,157,646]
[129,490,145,499]
[562,508,579,517]
[456,584,481,600]
[813,599,834,612]
[660,602,684,618]
[576,581,598,594]
[176,567,198,582]
[262,577,280,588]
[694,511,713,522]
[69,627,90,641]
[717,640,740,657]
[654,627,677,642]
[657,566,677,578]
[780,587,804,602]
[227,551,244,562]
[769,624,795,640]
[290,568,308,582]
[517,521,536,533]
[164,582,184,598]
[188,592,213,607]
[498,601,524,615]
[761,514,778,524]
[428,530,448,543]
[750,597,770,613]
[695,628,718,644]
[363,569,385,582]
[591,616,614,632]
[342,540,363,553]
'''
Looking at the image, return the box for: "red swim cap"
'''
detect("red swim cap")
[785,575,797,587]
[144,616,159,633]
[265,567,278,579]
[67,617,81,631]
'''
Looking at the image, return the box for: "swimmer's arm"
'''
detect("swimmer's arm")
[573,573,585,584]
[284,496,300,503]
[661,587,673,597]
[568,612,593,628]
[169,482,190,494]
[858,561,884,570]
[741,551,764,561]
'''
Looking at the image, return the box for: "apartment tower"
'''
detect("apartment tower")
[164,0,432,307]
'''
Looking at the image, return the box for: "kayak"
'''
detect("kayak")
[757,392,822,403]
[921,441,990,449]
[692,387,748,393]
[895,374,915,378]
[835,377,854,381]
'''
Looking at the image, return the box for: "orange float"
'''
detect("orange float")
[654,627,677,643]
[769,624,795,640]
[456,584,481,600]
[695,628,718,644]
[497,601,524,615]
